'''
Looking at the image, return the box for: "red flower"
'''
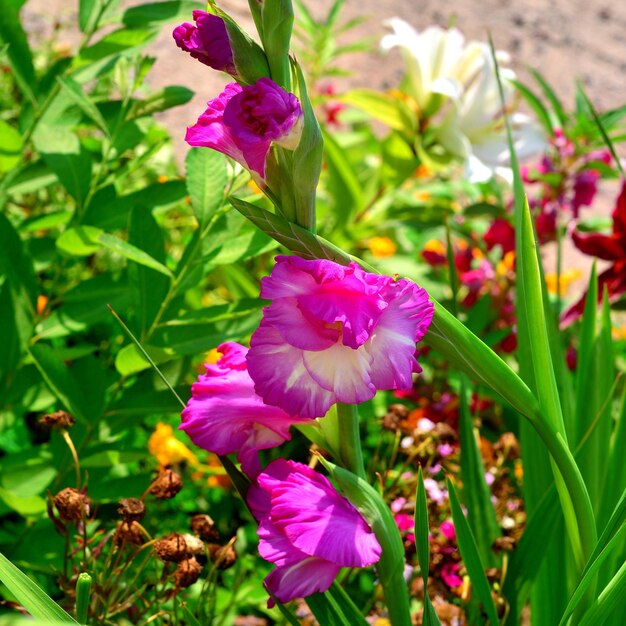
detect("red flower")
[562,182,626,325]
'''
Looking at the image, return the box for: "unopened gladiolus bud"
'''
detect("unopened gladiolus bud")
[173,11,236,74]
[174,557,203,588]
[53,488,90,523]
[117,498,145,522]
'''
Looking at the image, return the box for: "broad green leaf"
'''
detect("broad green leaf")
[121,1,199,27]
[204,228,279,270]
[32,126,92,206]
[128,86,194,119]
[0,552,78,623]
[0,119,23,172]
[0,279,21,384]
[0,488,46,516]
[128,205,170,339]
[185,148,228,232]
[0,212,37,308]
[458,378,500,565]
[28,343,90,423]
[56,76,109,133]
[78,0,99,32]
[97,232,173,277]
[73,28,157,69]
[0,3,37,103]
[56,226,102,256]
[114,343,173,376]
[0,451,55,497]
[36,275,130,340]
[447,478,500,625]
[322,129,363,226]
[341,89,417,133]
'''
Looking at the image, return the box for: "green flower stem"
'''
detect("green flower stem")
[335,403,366,480]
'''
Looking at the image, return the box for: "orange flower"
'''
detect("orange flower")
[368,236,397,258]
[148,423,198,467]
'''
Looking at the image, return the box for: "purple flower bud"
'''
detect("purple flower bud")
[173,10,236,75]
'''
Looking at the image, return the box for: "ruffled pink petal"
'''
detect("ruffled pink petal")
[259,256,321,300]
[302,341,376,404]
[264,462,381,567]
[257,518,310,567]
[264,557,340,607]
[366,280,434,389]
[180,342,311,475]
[262,298,340,351]
[247,322,335,418]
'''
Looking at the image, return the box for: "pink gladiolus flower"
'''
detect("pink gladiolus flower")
[247,459,381,606]
[179,342,312,476]
[173,11,235,75]
[185,78,303,179]
[246,256,434,418]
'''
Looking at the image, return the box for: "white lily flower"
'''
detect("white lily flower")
[382,18,546,181]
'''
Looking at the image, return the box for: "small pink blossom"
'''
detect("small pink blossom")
[247,256,434,418]
[423,477,447,504]
[485,471,496,486]
[391,497,407,513]
[394,513,414,531]
[247,459,381,605]
[441,562,463,588]
[440,520,456,541]
[417,417,436,432]
[180,342,312,476]
[437,442,454,457]
[186,78,303,179]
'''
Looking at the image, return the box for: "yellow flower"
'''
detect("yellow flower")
[148,423,198,467]
[368,236,397,258]
[496,251,516,277]
[612,326,626,341]
[544,269,583,296]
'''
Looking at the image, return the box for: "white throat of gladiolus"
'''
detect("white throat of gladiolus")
[275,115,304,151]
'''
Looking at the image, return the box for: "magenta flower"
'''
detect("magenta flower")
[185,78,303,179]
[246,256,434,418]
[440,520,456,541]
[173,11,236,74]
[179,342,312,476]
[441,562,463,588]
[247,459,381,605]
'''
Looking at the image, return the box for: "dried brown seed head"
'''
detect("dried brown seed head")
[190,514,219,541]
[173,557,202,588]
[492,535,517,553]
[154,533,188,562]
[149,468,183,499]
[207,542,237,570]
[182,533,205,555]
[53,488,89,522]
[382,404,409,431]
[114,521,145,547]
[40,410,75,430]
[117,498,145,522]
